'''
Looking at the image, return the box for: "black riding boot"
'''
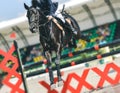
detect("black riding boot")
[70,25,77,35]
[65,21,77,35]
[68,37,77,48]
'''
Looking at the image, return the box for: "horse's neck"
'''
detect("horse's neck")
[39,22,50,39]
[39,18,47,24]
[38,10,48,21]
[40,21,57,41]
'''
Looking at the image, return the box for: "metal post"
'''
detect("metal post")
[13,40,29,93]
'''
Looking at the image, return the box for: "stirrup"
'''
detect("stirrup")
[70,26,77,35]
[72,30,77,35]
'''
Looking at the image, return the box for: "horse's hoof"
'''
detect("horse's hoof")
[58,80,64,87]
[50,84,56,90]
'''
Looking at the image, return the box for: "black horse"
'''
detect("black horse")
[24,3,88,89]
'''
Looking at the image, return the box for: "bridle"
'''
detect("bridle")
[28,7,54,40]
[27,7,41,32]
[30,8,49,24]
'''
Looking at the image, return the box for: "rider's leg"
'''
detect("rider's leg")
[54,10,65,23]
[65,18,77,35]
[54,9,77,35]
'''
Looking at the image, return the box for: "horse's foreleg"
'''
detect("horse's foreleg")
[55,45,64,87]
[47,63,54,84]
[45,51,54,85]
[55,43,62,82]
[55,57,62,81]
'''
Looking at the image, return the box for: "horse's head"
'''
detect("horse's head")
[24,3,40,33]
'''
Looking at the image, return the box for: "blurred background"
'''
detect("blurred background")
[0,0,120,93]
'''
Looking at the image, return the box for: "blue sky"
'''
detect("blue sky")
[0,0,68,22]
[0,0,73,22]
[0,0,32,22]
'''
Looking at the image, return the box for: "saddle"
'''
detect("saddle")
[53,17,77,48]
[48,16,65,36]
[47,16,77,48]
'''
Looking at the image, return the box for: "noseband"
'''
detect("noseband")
[31,8,49,28]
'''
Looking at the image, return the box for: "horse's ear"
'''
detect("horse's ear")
[24,3,29,10]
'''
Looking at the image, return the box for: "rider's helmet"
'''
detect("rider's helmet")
[32,0,38,8]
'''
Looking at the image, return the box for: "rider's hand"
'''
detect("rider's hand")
[46,15,53,20]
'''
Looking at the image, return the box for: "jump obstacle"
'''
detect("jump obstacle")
[25,39,120,77]
[0,39,120,93]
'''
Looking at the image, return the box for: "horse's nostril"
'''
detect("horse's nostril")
[30,26,35,29]
[33,27,35,29]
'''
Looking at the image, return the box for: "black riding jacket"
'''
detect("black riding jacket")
[32,0,58,16]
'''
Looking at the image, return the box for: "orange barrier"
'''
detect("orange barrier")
[0,43,120,93]
[39,62,120,93]
[0,45,25,93]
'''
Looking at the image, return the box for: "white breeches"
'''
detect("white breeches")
[54,9,65,23]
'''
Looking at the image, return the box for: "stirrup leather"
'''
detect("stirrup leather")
[52,18,65,36]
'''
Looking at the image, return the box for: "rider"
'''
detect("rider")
[31,0,77,35]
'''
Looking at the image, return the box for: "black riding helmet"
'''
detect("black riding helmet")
[32,0,39,8]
